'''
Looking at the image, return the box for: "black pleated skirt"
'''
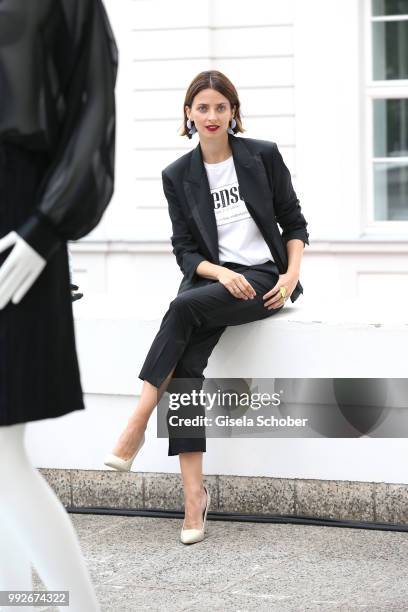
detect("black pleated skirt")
[0,142,85,425]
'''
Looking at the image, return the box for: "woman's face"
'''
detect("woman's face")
[186,88,235,141]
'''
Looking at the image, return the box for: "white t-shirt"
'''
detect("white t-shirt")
[203,155,275,265]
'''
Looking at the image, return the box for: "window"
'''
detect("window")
[367,0,408,225]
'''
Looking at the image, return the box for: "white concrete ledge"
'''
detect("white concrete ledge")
[26,295,407,483]
[73,294,407,396]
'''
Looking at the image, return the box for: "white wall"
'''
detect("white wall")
[73,0,408,303]
[26,0,408,483]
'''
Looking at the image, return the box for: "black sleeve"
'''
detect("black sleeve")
[271,142,309,247]
[17,0,118,260]
[162,170,206,281]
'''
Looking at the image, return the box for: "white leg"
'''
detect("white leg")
[0,512,33,612]
[0,424,100,612]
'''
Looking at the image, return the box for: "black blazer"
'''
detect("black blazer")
[161,132,309,303]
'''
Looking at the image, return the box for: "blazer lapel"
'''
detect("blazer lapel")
[182,133,284,268]
[183,143,220,264]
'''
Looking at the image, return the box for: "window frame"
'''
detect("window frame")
[363,0,408,235]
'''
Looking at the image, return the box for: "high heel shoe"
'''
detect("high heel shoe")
[103,432,146,472]
[180,485,210,545]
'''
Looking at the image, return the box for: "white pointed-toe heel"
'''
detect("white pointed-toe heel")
[180,485,211,545]
[104,432,146,472]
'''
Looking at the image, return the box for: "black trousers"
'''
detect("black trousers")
[138,259,283,456]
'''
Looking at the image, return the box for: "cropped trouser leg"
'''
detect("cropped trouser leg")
[165,325,226,455]
[138,261,282,455]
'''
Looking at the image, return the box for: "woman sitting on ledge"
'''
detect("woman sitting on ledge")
[104,69,309,545]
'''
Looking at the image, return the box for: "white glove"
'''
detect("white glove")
[0,231,46,309]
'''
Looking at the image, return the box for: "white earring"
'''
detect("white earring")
[186,118,197,136]
[227,117,236,135]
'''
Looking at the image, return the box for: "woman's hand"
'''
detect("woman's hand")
[216,268,256,300]
[262,270,299,309]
